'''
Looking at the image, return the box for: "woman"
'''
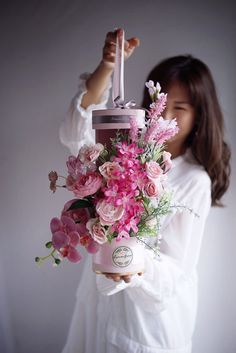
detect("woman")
[59,30,230,353]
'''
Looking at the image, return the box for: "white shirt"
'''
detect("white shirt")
[60,74,211,353]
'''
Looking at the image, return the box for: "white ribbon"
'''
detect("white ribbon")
[112,29,136,109]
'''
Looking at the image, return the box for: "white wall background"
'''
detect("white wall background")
[0,0,235,352]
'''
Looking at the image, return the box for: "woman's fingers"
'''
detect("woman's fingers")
[105,30,119,44]
[122,275,132,283]
[104,273,133,283]
[102,30,140,67]
[128,37,140,48]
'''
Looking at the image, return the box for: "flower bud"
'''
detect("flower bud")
[45,241,52,248]
[54,258,61,265]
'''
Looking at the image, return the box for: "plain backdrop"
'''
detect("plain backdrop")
[0,1,236,352]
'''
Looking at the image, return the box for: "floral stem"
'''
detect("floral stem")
[39,249,57,262]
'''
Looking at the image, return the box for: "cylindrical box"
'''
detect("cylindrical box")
[92,237,145,275]
[92,108,145,147]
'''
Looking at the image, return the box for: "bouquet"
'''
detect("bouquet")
[35,81,179,267]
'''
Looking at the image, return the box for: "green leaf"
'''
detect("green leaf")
[68,199,93,210]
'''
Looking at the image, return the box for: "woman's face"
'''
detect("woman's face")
[163,80,195,156]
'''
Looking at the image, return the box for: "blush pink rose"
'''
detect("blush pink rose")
[96,200,124,226]
[162,151,172,172]
[143,180,163,198]
[67,173,102,198]
[86,218,108,244]
[145,161,163,180]
[79,143,104,163]
[99,161,121,179]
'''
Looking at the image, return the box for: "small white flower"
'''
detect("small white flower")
[149,198,159,208]
[148,87,156,96]
[145,80,155,89]
[156,82,161,92]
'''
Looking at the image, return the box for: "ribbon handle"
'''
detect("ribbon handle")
[112,29,125,107]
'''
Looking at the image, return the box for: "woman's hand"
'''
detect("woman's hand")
[82,29,139,109]
[102,28,140,69]
[105,272,143,283]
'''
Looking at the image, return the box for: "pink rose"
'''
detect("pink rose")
[67,173,102,198]
[99,161,121,179]
[96,200,124,226]
[86,218,108,244]
[143,180,163,198]
[79,143,104,163]
[162,151,172,172]
[146,161,163,180]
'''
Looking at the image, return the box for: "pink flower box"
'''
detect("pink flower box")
[92,237,145,275]
[92,108,145,148]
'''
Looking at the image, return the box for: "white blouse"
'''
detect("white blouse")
[60,74,211,353]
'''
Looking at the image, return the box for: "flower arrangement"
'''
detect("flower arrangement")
[35,81,179,266]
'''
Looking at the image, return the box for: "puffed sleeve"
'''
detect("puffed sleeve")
[59,73,112,156]
[96,170,211,312]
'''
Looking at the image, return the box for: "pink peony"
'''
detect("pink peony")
[79,143,104,163]
[86,218,108,244]
[67,173,102,198]
[96,200,125,226]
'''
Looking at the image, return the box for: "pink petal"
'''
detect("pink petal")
[68,231,80,247]
[76,223,88,235]
[86,240,100,254]
[67,246,82,263]
[62,199,78,212]
[61,215,76,232]
[50,218,62,234]
[52,231,69,250]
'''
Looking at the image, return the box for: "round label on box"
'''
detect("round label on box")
[112,246,133,268]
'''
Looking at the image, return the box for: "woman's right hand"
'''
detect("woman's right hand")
[82,29,140,109]
[102,28,140,69]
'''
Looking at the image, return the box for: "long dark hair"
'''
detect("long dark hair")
[142,55,231,206]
